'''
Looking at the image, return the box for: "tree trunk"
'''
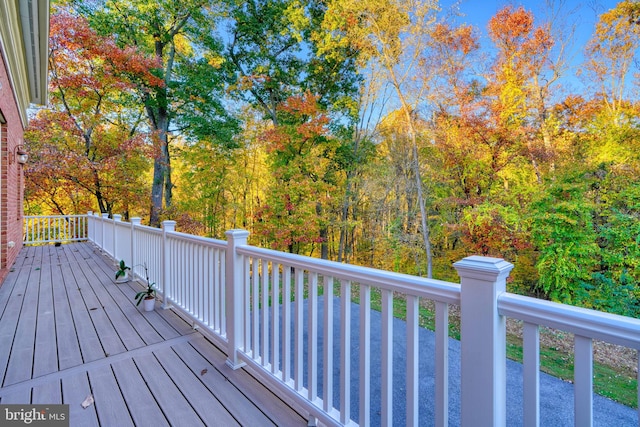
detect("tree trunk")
[338,168,356,263]
[149,156,165,227]
[401,105,433,279]
[411,140,433,278]
[316,201,328,260]
[147,36,175,227]
[148,92,172,227]
[164,140,173,207]
[388,56,434,277]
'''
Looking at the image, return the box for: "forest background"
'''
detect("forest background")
[24,0,640,317]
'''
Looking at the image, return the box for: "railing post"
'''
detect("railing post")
[88,212,93,242]
[101,213,108,251]
[82,212,89,241]
[113,214,122,261]
[130,217,141,280]
[22,216,28,244]
[454,256,514,427]
[161,221,176,309]
[225,229,249,369]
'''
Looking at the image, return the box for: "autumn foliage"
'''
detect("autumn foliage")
[253,92,336,254]
[26,10,162,216]
[25,2,640,316]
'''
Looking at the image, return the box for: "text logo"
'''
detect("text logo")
[0,405,69,426]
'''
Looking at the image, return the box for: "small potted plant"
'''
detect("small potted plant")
[115,260,131,283]
[134,263,156,312]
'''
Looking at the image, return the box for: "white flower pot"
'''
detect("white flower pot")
[142,297,155,312]
[115,271,129,283]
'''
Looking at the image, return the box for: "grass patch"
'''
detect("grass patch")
[507,335,638,408]
[593,364,637,408]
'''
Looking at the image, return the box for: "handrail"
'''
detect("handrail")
[499,292,640,349]
[167,229,227,247]
[238,245,461,304]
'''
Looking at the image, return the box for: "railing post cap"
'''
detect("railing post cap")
[225,230,250,248]
[162,220,177,231]
[87,211,93,215]
[225,229,250,237]
[113,214,122,221]
[101,213,109,218]
[453,255,514,280]
[131,217,142,224]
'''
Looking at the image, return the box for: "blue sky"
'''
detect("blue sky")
[439,0,621,92]
[443,0,618,35]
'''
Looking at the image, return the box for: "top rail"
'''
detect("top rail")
[167,229,227,249]
[499,292,640,349]
[238,245,461,304]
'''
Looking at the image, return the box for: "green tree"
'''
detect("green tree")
[223,0,362,257]
[530,171,600,303]
[254,92,338,255]
[79,0,235,226]
[320,0,440,276]
[225,0,360,125]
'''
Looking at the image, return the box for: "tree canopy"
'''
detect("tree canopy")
[26,0,640,316]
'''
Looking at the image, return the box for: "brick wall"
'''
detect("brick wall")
[0,49,26,285]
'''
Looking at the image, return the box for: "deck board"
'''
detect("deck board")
[73,264,128,358]
[188,336,310,426]
[24,244,41,267]
[82,245,190,341]
[172,339,278,427]
[111,358,169,427]
[0,268,17,315]
[83,257,168,347]
[89,365,135,427]
[0,388,31,404]
[86,273,147,352]
[134,351,206,427]
[3,263,40,386]
[153,346,241,426]
[33,261,59,377]
[62,372,100,427]
[53,261,84,370]
[32,380,62,404]
[0,242,308,426]
[62,263,107,364]
[0,269,25,383]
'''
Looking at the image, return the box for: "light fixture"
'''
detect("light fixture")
[11,145,28,165]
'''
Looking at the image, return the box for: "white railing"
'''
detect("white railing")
[229,232,460,426]
[73,213,640,426]
[23,215,88,245]
[499,294,640,427]
[166,227,227,336]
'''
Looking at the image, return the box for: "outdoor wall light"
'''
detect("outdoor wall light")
[12,145,28,165]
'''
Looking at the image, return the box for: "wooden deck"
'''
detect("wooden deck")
[0,243,308,426]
